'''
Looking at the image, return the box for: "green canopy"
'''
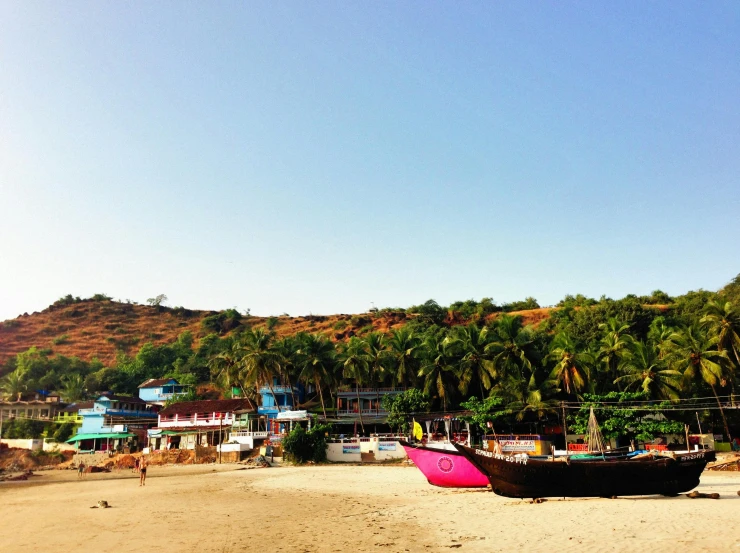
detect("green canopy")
[66,432,134,443]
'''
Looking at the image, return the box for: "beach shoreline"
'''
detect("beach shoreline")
[1,464,739,552]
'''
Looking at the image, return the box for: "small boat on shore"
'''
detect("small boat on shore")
[453,409,714,499]
[453,443,715,498]
[399,440,489,488]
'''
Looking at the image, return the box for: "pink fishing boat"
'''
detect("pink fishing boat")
[400,440,489,488]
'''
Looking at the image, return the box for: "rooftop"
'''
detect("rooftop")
[138,378,180,389]
[97,394,146,404]
[58,401,94,412]
[160,398,256,417]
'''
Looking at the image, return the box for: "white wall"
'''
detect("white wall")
[43,440,76,452]
[326,438,406,462]
[2,439,43,450]
[326,442,362,462]
[217,443,251,453]
[375,441,405,461]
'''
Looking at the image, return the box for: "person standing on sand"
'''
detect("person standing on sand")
[133,457,139,474]
[77,462,85,479]
[139,457,147,486]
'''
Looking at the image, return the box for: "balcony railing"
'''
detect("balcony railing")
[159,415,234,426]
[1,412,54,420]
[80,407,156,418]
[231,431,269,439]
[258,405,293,413]
[337,387,406,394]
[54,415,83,423]
[337,409,389,417]
[259,385,295,394]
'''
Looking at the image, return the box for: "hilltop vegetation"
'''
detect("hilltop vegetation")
[2,275,740,436]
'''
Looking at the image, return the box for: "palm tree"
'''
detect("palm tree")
[365,332,390,387]
[296,333,336,419]
[614,341,682,400]
[597,319,633,390]
[701,301,740,370]
[665,325,732,440]
[547,332,594,396]
[493,373,560,421]
[486,315,538,382]
[274,335,302,407]
[647,318,675,359]
[417,331,457,412]
[387,327,421,387]
[60,374,85,403]
[446,323,494,399]
[0,370,26,400]
[341,337,370,432]
[208,338,244,394]
[239,328,284,414]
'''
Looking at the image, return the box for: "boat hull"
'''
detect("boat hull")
[453,444,715,498]
[400,440,489,488]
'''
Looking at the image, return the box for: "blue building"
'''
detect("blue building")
[258,378,305,433]
[67,394,158,451]
[138,378,190,405]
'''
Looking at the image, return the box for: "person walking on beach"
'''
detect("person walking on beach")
[139,456,147,486]
[77,461,86,479]
[133,457,139,474]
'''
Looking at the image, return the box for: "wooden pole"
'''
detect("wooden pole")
[695,412,703,436]
[561,402,568,452]
[684,424,691,453]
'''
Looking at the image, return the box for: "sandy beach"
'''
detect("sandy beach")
[1,464,739,553]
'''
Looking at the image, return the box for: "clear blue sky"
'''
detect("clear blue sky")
[1,2,739,321]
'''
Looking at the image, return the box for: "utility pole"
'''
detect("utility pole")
[218,415,222,464]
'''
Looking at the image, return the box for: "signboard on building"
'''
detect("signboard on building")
[499,439,536,452]
[276,410,308,421]
[342,444,360,454]
[378,442,396,451]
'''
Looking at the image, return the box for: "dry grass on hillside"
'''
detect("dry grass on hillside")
[0,300,555,367]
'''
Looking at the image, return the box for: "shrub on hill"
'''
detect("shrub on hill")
[201,309,243,334]
[502,297,540,312]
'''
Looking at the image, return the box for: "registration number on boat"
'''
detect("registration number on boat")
[475,449,528,465]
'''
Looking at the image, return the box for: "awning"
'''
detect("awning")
[147,429,200,437]
[66,432,134,443]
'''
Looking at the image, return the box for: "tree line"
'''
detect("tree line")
[2,276,739,436]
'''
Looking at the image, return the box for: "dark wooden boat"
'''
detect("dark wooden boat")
[453,443,715,499]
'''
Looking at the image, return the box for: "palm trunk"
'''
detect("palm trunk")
[315,374,327,420]
[267,381,280,415]
[285,372,298,408]
[710,383,732,442]
[356,386,365,434]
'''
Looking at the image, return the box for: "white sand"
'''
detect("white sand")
[1,464,739,552]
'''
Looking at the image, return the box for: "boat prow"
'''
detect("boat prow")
[399,440,489,488]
